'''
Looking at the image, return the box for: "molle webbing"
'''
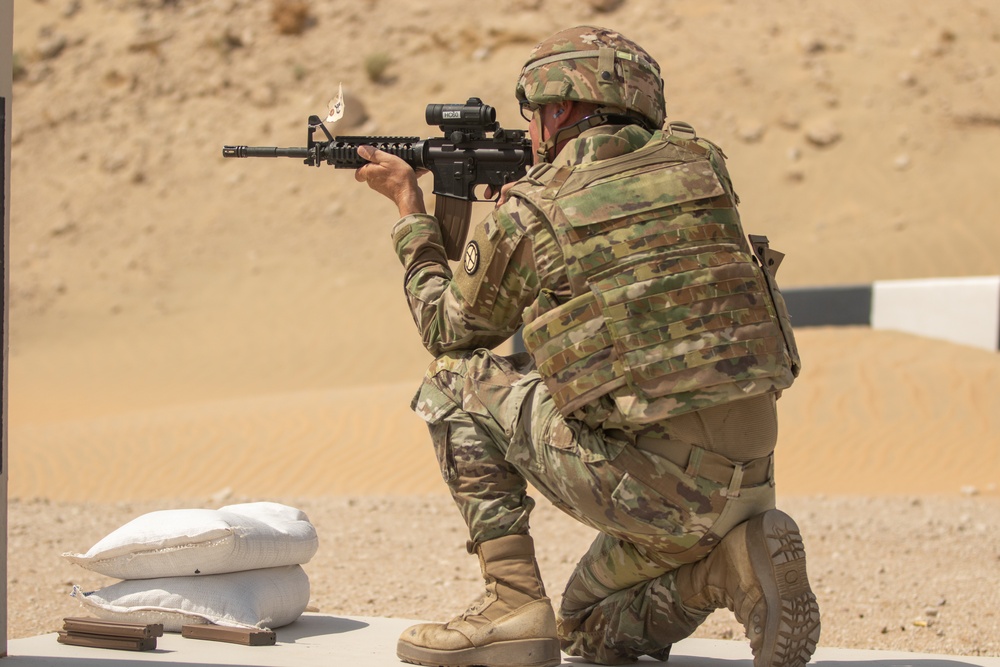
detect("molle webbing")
[523,252,789,417]
[518,133,796,421]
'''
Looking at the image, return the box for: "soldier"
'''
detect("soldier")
[354,25,820,667]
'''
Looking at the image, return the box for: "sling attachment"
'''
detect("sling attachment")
[667,121,698,141]
[748,234,784,278]
[748,233,800,376]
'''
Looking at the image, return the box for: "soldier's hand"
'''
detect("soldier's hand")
[355,145,428,217]
[484,181,518,207]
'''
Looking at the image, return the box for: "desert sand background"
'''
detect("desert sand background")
[6,0,1000,658]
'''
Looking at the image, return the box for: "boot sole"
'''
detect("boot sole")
[746,510,821,667]
[397,637,562,667]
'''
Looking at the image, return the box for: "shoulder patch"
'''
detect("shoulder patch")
[454,210,524,311]
[463,240,480,275]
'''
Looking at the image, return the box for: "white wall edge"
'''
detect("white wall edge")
[871,276,1000,351]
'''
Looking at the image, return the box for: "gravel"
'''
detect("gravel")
[8,494,1000,656]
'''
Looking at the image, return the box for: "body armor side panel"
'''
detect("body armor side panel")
[515,131,798,423]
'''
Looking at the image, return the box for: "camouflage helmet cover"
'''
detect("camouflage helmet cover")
[516,25,666,129]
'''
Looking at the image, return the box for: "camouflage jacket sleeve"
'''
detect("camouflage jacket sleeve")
[390,207,541,357]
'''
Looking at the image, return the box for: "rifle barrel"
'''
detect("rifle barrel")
[222,146,311,159]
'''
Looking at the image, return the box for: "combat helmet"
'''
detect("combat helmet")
[516,26,666,132]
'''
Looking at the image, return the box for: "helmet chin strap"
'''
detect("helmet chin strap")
[533,111,552,164]
[536,108,644,163]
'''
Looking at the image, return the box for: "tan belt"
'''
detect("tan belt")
[634,436,773,497]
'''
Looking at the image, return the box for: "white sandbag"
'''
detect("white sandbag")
[72,564,310,632]
[62,501,318,579]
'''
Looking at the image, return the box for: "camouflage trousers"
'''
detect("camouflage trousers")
[411,349,777,662]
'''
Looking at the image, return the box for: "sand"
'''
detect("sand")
[6,0,1000,657]
[9,494,1000,656]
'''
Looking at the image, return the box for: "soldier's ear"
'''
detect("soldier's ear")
[551,101,575,128]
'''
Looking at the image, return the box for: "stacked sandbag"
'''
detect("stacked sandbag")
[62,502,318,632]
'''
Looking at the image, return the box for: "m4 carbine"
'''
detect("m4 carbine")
[223,97,532,261]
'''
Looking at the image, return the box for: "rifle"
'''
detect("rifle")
[223,97,532,261]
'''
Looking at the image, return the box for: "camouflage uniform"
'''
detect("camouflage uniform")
[391,117,799,661]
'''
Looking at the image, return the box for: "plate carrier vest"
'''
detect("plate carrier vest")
[511,126,801,423]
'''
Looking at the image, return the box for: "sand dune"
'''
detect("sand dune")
[10,327,999,503]
[776,328,1000,495]
[10,382,439,502]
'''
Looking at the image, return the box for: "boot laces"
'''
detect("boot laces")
[460,587,497,619]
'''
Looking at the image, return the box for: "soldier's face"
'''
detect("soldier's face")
[529,104,564,162]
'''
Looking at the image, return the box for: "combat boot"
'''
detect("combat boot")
[674,509,821,667]
[397,533,561,667]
